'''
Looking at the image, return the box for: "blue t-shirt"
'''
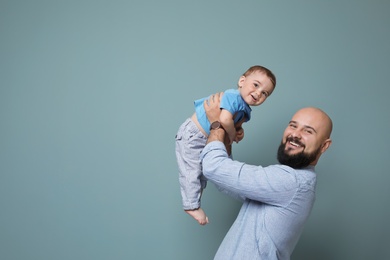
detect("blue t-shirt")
[194,89,252,135]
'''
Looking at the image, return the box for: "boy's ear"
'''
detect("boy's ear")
[238,76,246,87]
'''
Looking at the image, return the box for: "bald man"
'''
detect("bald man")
[200,93,332,260]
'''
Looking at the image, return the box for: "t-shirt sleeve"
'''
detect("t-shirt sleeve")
[220,91,240,115]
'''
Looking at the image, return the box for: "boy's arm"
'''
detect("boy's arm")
[203,92,245,155]
[219,109,236,145]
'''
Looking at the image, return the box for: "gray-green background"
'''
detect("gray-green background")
[1,1,389,259]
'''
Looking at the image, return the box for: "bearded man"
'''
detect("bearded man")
[201,93,332,260]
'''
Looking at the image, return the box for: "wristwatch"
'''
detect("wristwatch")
[210,121,224,131]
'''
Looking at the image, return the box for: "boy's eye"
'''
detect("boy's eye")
[262,91,268,97]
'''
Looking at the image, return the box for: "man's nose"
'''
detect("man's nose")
[290,130,302,139]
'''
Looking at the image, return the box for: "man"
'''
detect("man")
[200,93,332,260]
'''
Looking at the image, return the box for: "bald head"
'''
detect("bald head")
[293,107,333,139]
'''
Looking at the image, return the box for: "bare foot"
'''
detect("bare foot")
[185,208,209,225]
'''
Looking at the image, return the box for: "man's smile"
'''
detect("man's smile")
[289,141,301,147]
[285,137,305,151]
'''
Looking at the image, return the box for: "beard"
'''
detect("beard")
[277,138,321,169]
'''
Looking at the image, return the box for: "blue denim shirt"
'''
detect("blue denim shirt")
[200,141,317,260]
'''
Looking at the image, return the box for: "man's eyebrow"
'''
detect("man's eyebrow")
[289,121,317,133]
[304,125,317,133]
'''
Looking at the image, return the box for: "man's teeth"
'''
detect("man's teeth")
[290,141,300,147]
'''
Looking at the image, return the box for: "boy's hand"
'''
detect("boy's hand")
[234,118,245,143]
[235,126,245,143]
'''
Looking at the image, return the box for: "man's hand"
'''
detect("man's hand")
[203,92,223,123]
[204,92,225,146]
[204,92,245,149]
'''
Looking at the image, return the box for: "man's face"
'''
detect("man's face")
[277,108,331,168]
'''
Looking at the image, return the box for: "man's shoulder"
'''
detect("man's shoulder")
[268,164,317,188]
[268,164,315,172]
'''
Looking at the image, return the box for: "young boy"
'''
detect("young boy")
[175,65,276,225]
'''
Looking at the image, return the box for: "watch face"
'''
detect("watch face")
[210,121,221,130]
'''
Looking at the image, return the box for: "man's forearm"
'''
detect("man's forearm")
[206,128,225,144]
[207,128,232,155]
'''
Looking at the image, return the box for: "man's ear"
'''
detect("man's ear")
[321,139,332,154]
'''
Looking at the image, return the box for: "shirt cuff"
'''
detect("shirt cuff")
[200,141,227,160]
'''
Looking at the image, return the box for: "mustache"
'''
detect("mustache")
[286,136,305,147]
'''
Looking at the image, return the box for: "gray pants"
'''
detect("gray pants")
[175,118,207,210]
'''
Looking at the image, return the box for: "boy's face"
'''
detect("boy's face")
[238,71,275,106]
